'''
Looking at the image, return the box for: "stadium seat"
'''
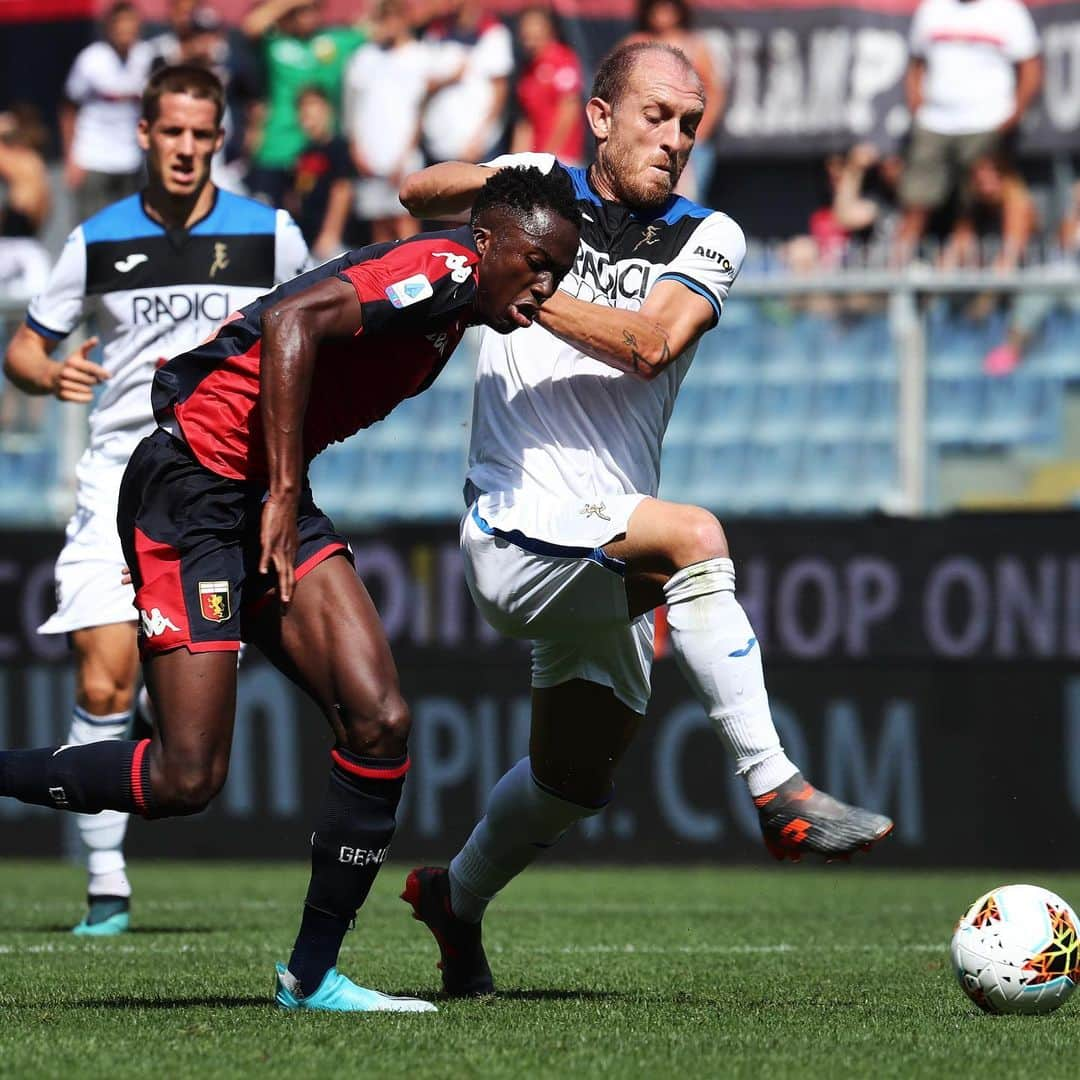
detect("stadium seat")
[755,367,813,437]
[810,375,871,438]
[927,374,983,446]
[796,438,862,511]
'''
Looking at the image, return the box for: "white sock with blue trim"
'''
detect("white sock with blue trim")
[68,706,132,899]
[663,558,797,797]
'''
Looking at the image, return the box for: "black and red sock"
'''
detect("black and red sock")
[287,747,409,995]
[0,738,154,816]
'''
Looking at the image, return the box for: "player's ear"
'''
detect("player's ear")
[215,126,225,154]
[585,97,611,142]
[136,117,151,152]
[473,224,491,258]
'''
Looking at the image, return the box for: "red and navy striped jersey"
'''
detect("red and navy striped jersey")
[152,226,479,480]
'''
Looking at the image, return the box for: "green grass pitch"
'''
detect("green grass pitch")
[1,861,1079,1079]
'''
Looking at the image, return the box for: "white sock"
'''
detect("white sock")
[448,757,603,923]
[663,558,798,797]
[135,685,155,727]
[68,706,132,899]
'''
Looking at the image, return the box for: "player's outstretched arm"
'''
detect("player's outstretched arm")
[3,324,105,401]
[535,282,716,381]
[399,162,497,220]
[258,276,364,604]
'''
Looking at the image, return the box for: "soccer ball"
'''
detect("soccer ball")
[950,884,1080,1015]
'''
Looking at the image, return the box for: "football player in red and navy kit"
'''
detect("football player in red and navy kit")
[0,166,579,1013]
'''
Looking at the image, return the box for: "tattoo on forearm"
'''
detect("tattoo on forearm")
[626,334,670,376]
[623,329,645,373]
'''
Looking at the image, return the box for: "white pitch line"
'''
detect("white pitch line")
[552,943,944,956]
[0,941,946,957]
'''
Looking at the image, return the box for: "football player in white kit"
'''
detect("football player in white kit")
[3,65,309,935]
[398,42,894,995]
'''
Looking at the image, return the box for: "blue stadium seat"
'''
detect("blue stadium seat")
[1025,309,1080,380]
[756,312,822,366]
[928,375,983,445]
[926,309,1001,376]
[411,444,468,517]
[865,377,898,439]
[857,439,898,506]
[981,373,1063,447]
[698,377,757,438]
[742,436,802,511]
[690,439,748,508]
[796,438,862,511]
[810,376,871,438]
[820,313,893,374]
[755,368,812,437]
[659,441,694,499]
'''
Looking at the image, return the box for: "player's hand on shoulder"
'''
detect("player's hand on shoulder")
[258,492,300,606]
[52,337,108,403]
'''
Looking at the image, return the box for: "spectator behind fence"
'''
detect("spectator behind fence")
[895,0,1042,262]
[287,86,353,259]
[510,7,585,165]
[0,106,52,434]
[146,0,199,65]
[344,0,432,243]
[940,153,1038,274]
[61,1,154,221]
[832,142,903,261]
[421,0,514,164]
[242,0,368,206]
[621,0,723,202]
[984,179,1080,375]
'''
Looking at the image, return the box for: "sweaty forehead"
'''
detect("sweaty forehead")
[490,207,564,244]
[627,56,705,111]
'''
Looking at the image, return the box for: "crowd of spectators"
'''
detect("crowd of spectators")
[0,0,1073,348]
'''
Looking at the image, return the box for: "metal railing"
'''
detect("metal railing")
[2,268,1079,527]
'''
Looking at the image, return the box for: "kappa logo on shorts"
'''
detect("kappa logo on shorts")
[198,580,231,623]
[140,608,181,637]
[385,273,433,309]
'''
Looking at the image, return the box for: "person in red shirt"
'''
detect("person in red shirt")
[0,165,580,1013]
[511,7,585,165]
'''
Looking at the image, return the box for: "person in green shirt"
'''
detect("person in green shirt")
[243,0,366,205]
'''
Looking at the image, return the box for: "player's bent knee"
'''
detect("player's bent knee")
[77,673,135,718]
[342,693,411,755]
[678,507,728,566]
[153,763,227,816]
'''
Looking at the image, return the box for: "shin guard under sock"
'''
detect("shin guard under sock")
[288,747,408,994]
[0,738,153,816]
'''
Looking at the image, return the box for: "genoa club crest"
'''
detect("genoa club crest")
[198,580,231,622]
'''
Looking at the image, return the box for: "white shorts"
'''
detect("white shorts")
[38,451,135,635]
[461,490,654,714]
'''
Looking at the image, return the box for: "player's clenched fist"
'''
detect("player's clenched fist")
[52,337,108,403]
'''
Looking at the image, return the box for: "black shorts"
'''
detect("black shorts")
[118,428,351,657]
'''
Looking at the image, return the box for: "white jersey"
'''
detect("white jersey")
[422,19,514,162]
[468,153,746,504]
[909,0,1040,135]
[27,190,310,463]
[64,40,155,174]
